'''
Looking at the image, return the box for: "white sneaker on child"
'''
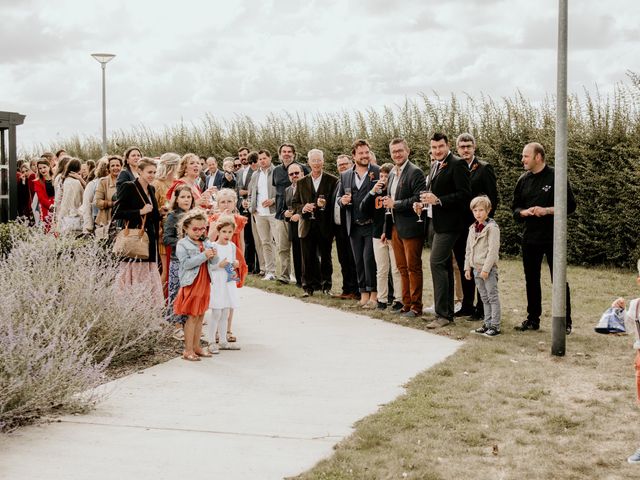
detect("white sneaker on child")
[219,342,241,351]
[208,343,220,354]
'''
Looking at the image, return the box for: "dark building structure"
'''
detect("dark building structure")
[0,111,26,222]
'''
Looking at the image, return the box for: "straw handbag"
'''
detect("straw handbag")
[112,186,150,260]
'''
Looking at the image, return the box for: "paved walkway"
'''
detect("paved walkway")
[0,287,461,479]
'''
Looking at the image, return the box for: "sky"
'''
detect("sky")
[1,0,638,154]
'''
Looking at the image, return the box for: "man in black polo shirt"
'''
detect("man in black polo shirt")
[512,142,576,334]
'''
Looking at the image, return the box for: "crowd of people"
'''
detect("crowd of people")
[15,132,574,361]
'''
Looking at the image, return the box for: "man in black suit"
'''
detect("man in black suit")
[421,132,472,328]
[339,139,380,308]
[331,154,359,299]
[383,138,426,317]
[453,132,499,320]
[292,149,338,297]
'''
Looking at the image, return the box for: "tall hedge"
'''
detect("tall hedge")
[41,79,640,267]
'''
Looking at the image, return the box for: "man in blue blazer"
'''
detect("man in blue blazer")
[204,156,224,190]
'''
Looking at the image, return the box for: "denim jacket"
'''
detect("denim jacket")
[175,236,218,287]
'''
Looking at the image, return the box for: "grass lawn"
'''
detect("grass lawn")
[246,250,640,480]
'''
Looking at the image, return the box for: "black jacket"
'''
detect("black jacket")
[386,161,426,239]
[112,179,161,262]
[426,152,472,234]
[338,164,380,236]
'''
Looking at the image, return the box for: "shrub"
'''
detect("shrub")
[0,228,170,431]
[39,77,640,267]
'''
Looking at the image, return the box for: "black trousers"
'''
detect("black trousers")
[289,221,302,286]
[430,231,459,320]
[349,223,376,293]
[300,224,333,293]
[522,242,572,327]
[243,214,260,274]
[335,224,358,295]
[452,228,479,312]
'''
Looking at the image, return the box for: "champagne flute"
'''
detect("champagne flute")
[416,190,428,222]
[310,201,316,220]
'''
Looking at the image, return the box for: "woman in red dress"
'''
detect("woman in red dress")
[31,159,55,232]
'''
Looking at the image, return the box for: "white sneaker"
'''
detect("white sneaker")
[208,343,220,354]
[454,302,462,313]
[219,342,241,351]
[262,273,276,281]
[423,304,435,314]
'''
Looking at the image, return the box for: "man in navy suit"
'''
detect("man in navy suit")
[205,156,224,190]
[421,133,472,328]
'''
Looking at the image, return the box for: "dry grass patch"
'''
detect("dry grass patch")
[247,250,640,479]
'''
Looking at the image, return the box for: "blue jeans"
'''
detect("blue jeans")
[474,266,501,329]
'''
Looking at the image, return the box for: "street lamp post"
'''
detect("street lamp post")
[91,53,116,155]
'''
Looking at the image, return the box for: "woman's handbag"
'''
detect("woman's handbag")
[112,216,149,260]
[112,185,151,260]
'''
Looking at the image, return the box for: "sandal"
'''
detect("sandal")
[182,352,201,362]
[194,349,212,358]
[226,332,237,343]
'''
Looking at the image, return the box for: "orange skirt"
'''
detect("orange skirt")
[173,263,211,317]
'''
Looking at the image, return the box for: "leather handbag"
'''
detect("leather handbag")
[112,185,151,260]
[112,216,149,260]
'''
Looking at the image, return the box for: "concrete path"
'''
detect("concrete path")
[0,287,461,480]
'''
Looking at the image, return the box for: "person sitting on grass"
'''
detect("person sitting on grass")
[174,209,218,361]
[611,259,640,464]
[464,195,501,337]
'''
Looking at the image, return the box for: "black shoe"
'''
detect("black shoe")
[483,328,501,337]
[469,309,484,321]
[322,289,334,297]
[391,301,404,312]
[454,308,474,318]
[302,290,313,298]
[377,301,387,310]
[566,325,572,335]
[514,319,539,331]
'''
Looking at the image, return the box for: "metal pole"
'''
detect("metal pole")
[101,63,107,155]
[552,0,568,356]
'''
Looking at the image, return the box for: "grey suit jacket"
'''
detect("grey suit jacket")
[248,165,277,214]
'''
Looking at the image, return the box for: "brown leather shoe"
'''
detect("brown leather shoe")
[337,293,356,300]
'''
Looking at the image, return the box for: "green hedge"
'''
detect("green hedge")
[41,79,640,268]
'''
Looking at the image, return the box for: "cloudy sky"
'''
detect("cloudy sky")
[1,0,638,153]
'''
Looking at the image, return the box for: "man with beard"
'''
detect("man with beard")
[421,132,472,328]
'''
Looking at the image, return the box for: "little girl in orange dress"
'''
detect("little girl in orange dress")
[208,188,248,343]
[174,209,218,361]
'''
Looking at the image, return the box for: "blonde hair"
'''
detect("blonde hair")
[216,188,237,204]
[156,152,180,181]
[470,195,492,212]
[222,157,235,171]
[177,208,208,238]
[177,153,200,179]
[216,214,236,232]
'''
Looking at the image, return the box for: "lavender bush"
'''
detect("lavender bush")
[0,226,169,431]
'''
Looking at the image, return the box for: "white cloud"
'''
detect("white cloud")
[0,0,638,154]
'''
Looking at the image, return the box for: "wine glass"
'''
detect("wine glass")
[317,194,326,211]
[385,196,393,216]
[416,190,428,222]
[241,195,249,214]
[309,201,316,220]
[344,187,352,205]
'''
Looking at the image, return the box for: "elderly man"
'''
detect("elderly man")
[331,154,359,299]
[248,149,278,281]
[205,156,224,190]
[292,149,338,297]
[512,142,576,334]
[271,143,309,284]
[453,132,499,320]
[339,139,380,308]
[383,138,426,317]
[421,132,472,328]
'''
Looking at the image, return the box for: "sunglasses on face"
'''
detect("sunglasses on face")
[234,164,241,168]
[288,172,301,177]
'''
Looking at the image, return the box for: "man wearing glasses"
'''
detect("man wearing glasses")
[283,163,304,287]
[453,133,499,320]
[272,143,309,284]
